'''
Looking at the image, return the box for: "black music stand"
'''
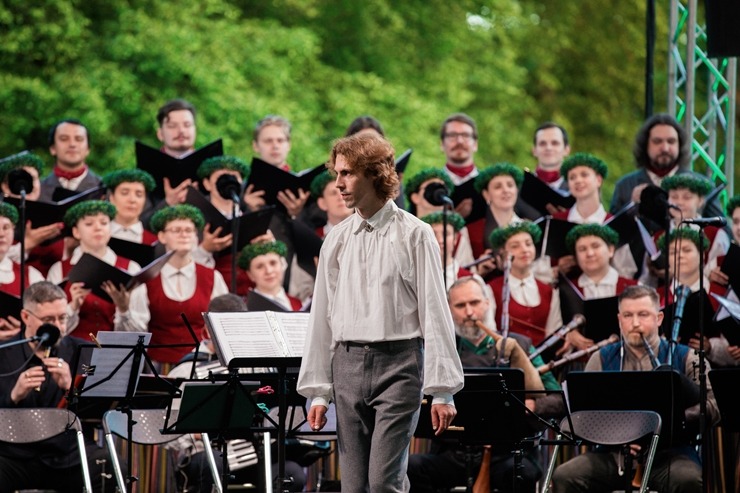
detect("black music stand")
[163,374,263,490]
[708,368,740,432]
[66,334,182,493]
[415,368,537,493]
[566,370,689,446]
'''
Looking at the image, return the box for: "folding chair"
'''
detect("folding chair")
[0,408,92,492]
[102,408,222,493]
[541,410,662,493]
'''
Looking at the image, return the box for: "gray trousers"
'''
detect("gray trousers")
[332,339,424,493]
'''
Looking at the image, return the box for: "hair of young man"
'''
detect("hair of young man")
[532,121,569,147]
[253,115,292,142]
[47,118,89,147]
[156,99,197,127]
[328,133,399,203]
[439,113,478,140]
[632,113,690,170]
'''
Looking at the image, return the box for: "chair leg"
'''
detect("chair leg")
[202,433,223,493]
[76,429,93,493]
[105,432,127,493]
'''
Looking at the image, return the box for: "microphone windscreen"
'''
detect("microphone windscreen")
[36,323,61,348]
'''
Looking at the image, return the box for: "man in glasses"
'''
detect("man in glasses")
[439,113,480,219]
[0,281,112,492]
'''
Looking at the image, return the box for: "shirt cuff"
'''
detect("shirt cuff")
[309,396,331,409]
[431,393,455,406]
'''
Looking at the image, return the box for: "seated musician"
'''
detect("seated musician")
[167,293,306,493]
[0,152,65,277]
[487,221,563,346]
[551,285,719,493]
[562,223,638,352]
[238,240,303,311]
[408,276,550,493]
[102,169,158,244]
[0,281,114,492]
[46,200,148,341]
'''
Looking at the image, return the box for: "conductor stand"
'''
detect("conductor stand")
[67,333,183,493]
[8,168,34,301]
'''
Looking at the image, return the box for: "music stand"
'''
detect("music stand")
[163,375,263,490]
[708,368,740,432]
[415,368,534,493]
[66,332,182,493]
[566,370,688,446]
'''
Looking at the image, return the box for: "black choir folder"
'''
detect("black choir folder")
[66,250,174,303]
[5,186,106,229]
[0,290,22,320]
[203,310,309,369]
[519,171,575,215]
[135,139,224,198]
[246,158,326,214]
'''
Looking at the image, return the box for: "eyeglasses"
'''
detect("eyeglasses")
[26,310,68,325]
[164,227,197,235]
[443,132,476,141]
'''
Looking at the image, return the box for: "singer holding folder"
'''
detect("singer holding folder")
[0,281,110,492]
[298,134,464,493]
[551,285,719,493]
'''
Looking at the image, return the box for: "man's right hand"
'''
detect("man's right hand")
[307,404,328,431]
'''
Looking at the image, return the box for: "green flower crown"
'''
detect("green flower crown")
[63,200,117,227]
[565,223,620,253]
[560,152,608,179]
[420,211,466,232]
[310,171,334,199]
[656,228,709,252]
[238,241,288,270]
[149,204,205,233]
[404,168,455,202]
[0,202,19,224]
[102,169,156,192]
[474,162,524,193]
[660,174,713,196]
[197,155,250,180]
[0,152,45,183]
[489,220,542,250]
[727,194,740,216]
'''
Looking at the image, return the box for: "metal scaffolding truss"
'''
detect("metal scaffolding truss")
[668,0,736,199]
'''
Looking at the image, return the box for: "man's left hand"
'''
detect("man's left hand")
[430,403,457,436]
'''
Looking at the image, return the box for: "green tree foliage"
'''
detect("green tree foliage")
[0,0,730,201]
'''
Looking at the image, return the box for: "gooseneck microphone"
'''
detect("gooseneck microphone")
[681,217,727,227]
[35,324,61,348]
[423,182,454,207]
[216,174,242,204]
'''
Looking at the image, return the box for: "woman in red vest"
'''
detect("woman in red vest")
[238,240,303,311]
[103,169,159,245]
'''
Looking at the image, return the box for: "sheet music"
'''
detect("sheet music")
[82,332,152,398]
[204,311,310,366]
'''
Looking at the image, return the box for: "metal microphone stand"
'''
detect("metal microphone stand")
[18,186,27,302]
[229,200,239,294]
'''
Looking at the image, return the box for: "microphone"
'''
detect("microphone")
[8,168,34,195]
[35,324,61,348]
[638,185,681,224]
[669,285,692,343]
[423,182,454,207]
[680,216,727,227]
[215,174,242,204]
[529,314,586,360]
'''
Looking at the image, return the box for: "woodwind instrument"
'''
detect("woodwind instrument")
[35,347,52,392]
[537,334,619,374]
[641,334,660,369]
[497,255,513,366]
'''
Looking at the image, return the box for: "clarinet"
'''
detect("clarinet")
[641,334,661,370]
[497,255,513,367]
[537,334,619,374]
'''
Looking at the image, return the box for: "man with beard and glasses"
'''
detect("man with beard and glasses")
[610,114,724,219]
[408,276,558,493]
[438,113,481,219]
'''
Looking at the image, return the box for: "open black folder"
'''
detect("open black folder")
[184,188,275,258]
[107,238,166,268]
[450,178,487,224]
[533,216,578,259]
[660,288,719,343]
[711,290,740,347]
[519,171,575,215]
[135,139,223,198]
[5,186,106,229]
[65,250,174,303]
[720,243,740,291]
[395,148,413,174]
[0,290,22,320]
[246,158,326,214]
[558,274,621,343]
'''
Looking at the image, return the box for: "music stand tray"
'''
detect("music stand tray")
[708,368,740,432]
[415,368,527,445]
[566,370,687,445]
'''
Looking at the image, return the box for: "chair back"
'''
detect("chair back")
[0,408,92,492]
[563,410,662,446]
[103,408,177,445]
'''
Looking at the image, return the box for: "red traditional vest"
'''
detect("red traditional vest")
[215,253,254,296]
[489,275,553,346]
[0,262,30,297]
[146,263,215,364]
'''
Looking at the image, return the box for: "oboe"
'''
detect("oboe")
[537,334,619,374]
[641,334,661,369]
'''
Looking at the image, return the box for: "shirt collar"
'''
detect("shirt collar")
[0,256,12,273]
[162,260,196,279]
[352,200,396,235]
[70,246,117,265]
[578,266,619,288]
[511,272,537,288]
[111,221,144,235]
